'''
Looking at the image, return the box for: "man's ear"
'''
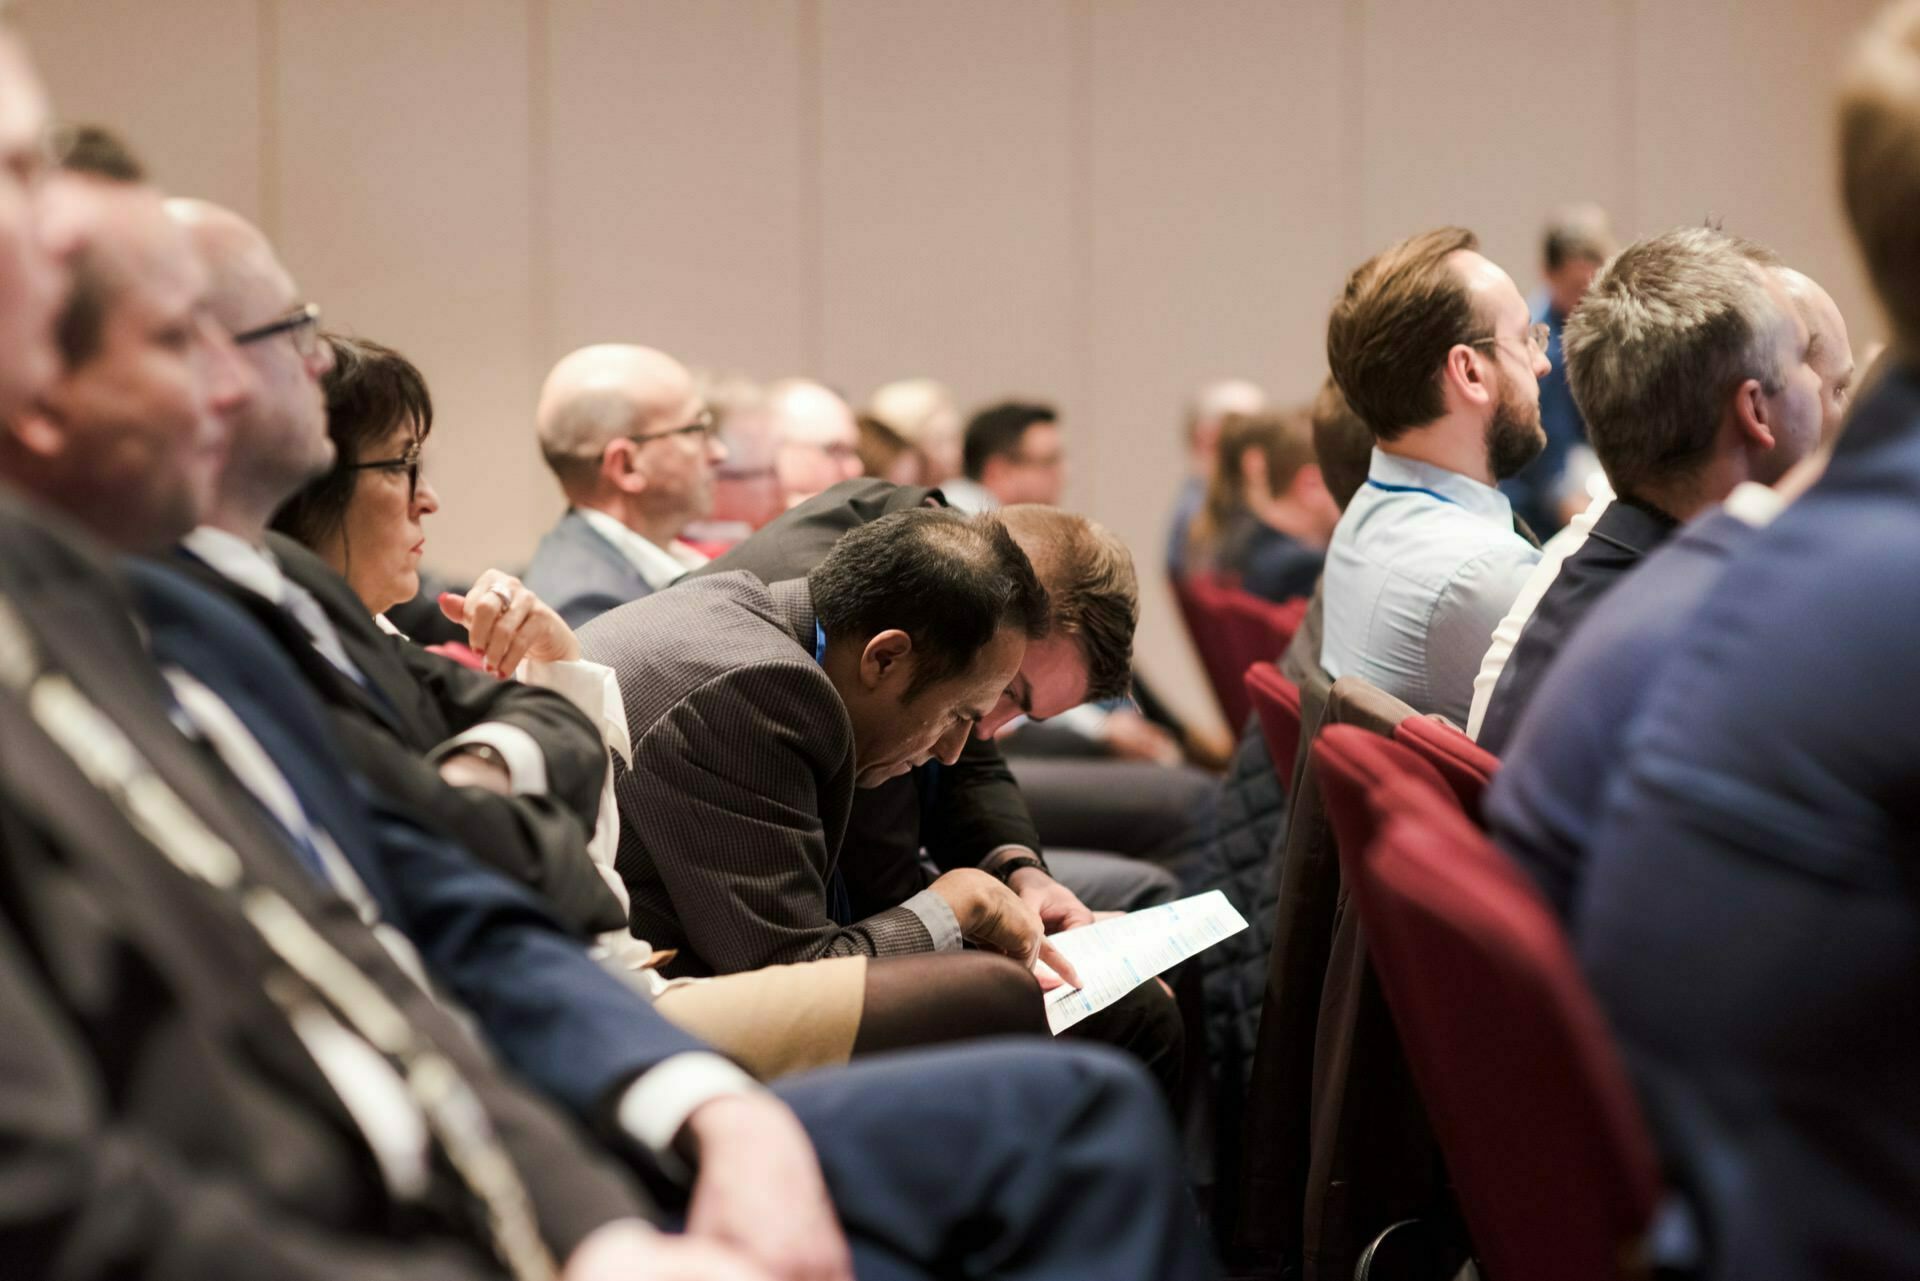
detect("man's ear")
[6,400,73,463]
[601,438,648,496]
[1731,377,1778,453]
[858,628,914,692]
[1441,344,1492,411]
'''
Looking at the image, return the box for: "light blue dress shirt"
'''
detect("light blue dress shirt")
[1319,448,1541,725]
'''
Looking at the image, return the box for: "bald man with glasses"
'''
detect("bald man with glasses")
[527,343,731,629]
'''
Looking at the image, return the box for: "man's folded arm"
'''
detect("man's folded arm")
[332,712,626,936]
[402,638,609,827]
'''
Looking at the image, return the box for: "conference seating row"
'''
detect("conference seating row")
[1233,655,1662,1281]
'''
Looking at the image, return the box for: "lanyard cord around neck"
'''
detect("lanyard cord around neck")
[0,594,559,1281]
[1363,477,1462,507]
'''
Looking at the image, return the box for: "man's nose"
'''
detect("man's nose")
[202,317,256,414]
[933,721,971,766]
[974,700,1020,741]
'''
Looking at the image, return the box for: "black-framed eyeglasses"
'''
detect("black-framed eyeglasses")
[629,409,716,446]
[1469,322,1552,360]
[232,302,323,359]
[346,440,422,498]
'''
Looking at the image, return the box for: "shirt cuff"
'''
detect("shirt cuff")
[430,722,548,795]
[517,657,632,911]
[615,1052,764,1182]
[520,657,633,765]
[901,886,963,951]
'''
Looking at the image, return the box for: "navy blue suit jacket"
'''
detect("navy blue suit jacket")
[1579,366,1920,1280]
[124,559,707,1120]
[525,509,656,630]
[1484,506,1754,919]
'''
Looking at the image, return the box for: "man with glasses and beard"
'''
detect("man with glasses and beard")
[1318,226,1549,724]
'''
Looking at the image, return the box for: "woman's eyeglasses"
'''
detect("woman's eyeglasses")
[346,440,423,498]
[232,302,323,360]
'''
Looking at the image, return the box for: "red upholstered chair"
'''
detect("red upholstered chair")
[1174,574,1308,729]
[1321,728,1663,1281]
[1243,662,1304,796]
[1393,714,1501,823]
[1310,725,1454,867]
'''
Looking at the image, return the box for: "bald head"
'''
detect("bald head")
[166,197,333,531]
[769,377,861,504]
[1775,267,1855,445]
[537,343,722,538]
[537,344,695,485]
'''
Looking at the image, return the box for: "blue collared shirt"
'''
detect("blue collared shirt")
[1319,448,1540,724]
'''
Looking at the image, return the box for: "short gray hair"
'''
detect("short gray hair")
[1563,226,1784,497]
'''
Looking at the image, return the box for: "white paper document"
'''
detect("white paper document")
[1039,890,1249,1034]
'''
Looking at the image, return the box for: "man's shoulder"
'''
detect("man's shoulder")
[580,571,802,679]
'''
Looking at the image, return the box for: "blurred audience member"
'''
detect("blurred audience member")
[1167,377,1267,576]
[1500,203,1616,536]
[683,368,784,549]
[526,343,723,628]
[867,376,963,485]
[1567,13,1920,1276]
[770,376,862,506]
[948,399,1066,510]
[1321,227,1547,724]
[856,411,926,485]
[1472,236,1848,749]
[1184,408,1339,602]
[1309,373,1375,512]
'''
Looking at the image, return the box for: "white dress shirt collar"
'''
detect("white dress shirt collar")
[181,525,290,605]
[576,507,707,592]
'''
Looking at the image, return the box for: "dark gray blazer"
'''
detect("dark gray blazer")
[525,508,656,630]
[578,572,932,976]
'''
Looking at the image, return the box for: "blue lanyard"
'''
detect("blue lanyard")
[810,618,855,926]
[1365,478,1461,508]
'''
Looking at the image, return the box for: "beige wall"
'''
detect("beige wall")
[17,0,1885,730]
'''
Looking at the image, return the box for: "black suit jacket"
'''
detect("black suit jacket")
[0,492,650,1278]
[168,534,624,935]
[690,479,1044,913]
[1476,496,1677,756]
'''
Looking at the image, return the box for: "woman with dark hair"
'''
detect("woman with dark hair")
[273,334,579,675]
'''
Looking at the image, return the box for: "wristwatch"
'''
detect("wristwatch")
[991,855,1048,885]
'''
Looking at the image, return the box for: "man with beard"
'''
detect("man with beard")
[1319,226,1549,723]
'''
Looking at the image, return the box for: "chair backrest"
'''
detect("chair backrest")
[1244,662,1304,795]
[1346,768,1662,1281]
[1392,714,1501,823]
[1175,574,1308,729]
[1310,725,1453,875]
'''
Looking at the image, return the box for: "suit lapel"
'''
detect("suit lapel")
[566,510,654,600]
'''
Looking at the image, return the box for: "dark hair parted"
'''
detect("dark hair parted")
[808,507,1050,699]
[1326,226,1481,443]
[271,335,433,550]
[998,505,1137,704]
[962,400,1056,480]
